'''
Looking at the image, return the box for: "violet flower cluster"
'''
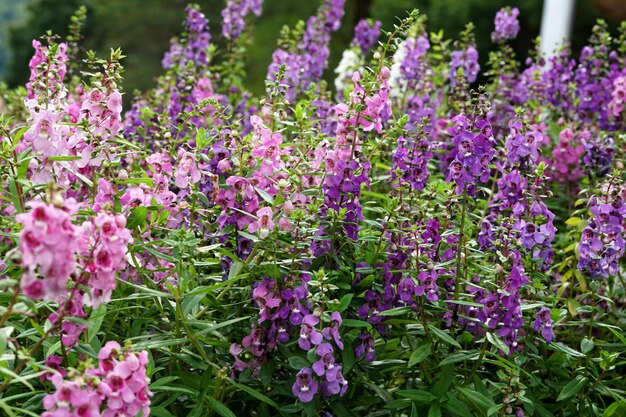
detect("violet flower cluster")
[267,0,346,101]
[391,131,433,192]
[445,112,496,195]
[162,5,211,69]
[352,18,381,55]
[582,134,616,178]
[449,46,479,87]
[221,0,263,40]
[313,67,391,256]
[578,192,626,278]
[491,7,520,43]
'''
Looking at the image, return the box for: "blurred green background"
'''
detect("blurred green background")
[0,0,618,98]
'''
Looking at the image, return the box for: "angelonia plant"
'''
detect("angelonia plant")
[0,2,625,417]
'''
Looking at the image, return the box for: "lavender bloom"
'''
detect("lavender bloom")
[391,134,432,192]
[221,0,264,40]
[322,311,344,349]
[608,75,626,117]
[292,368,318,403]
[578,194,626,278]
[532,307,554,344]
[573,26,614,127]
[163,5,211,69]
[352,19,381,55]
[497,253,529,353]
[491,7,520,43]
[299,314,323,350]
[514,200,557,270]
[582,135,615,177]
[449,46,479,87]
[267,0,346,101]
[354,333,376,362]
[320,366,348,397]
[505,118,542,168]
[312,343,339,381]
[445,113,496,195]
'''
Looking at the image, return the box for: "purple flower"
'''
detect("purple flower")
[354,333,376,362]
[578,193,626,278]
[299,314,323,350]
[582,135,615,177]
[352,19,381,55]
[445,113,495,195]
[312,343,340,381]
[505,120,542,167]
[391,134,432,192]
[320,366,348,397]
[267,0,346,101]
[449,46,479,86]
[321,311,344,349]
[163,5,211,69]
[532,307,554,344]
[491,7,520,42]
[292,368,318,402]
[221,0,264,40]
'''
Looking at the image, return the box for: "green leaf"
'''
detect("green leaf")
[428,403,442,417]
[486,332,509,355]
[551,342,585,358]
[226,378,281,410]
[339,294,353,312]
[428,325,461,349]
[580,338,594,354]
[48,155,83,161]
[608,327,626,346]
[279,404,303,414]
[329,400,353,417]
[206,396,236,417]
[397,390,436,403]
[565,217,581,227]
[342,319,369,328]
[228,261,243,280]
[150,407,176,417]
[255,187,274,205]
[603,401,626,417]
[127,206,148,230]
[378,306,410,316]
[439,350,479,366]
[88,304,107,342]
[457,387,496,416]
[408,342,431,367]
[288,356,310,370]
[237,230,260,242]
[443,393,474,417]
[557,376,587,401]
[384,400,411,410]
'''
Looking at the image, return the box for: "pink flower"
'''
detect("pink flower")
[248,207,274,238]
[107,91,123,114]
[174,150,201,189]
[42,343,152,417]
[16,200,80,301]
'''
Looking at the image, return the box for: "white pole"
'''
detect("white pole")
[539,0,576,57]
